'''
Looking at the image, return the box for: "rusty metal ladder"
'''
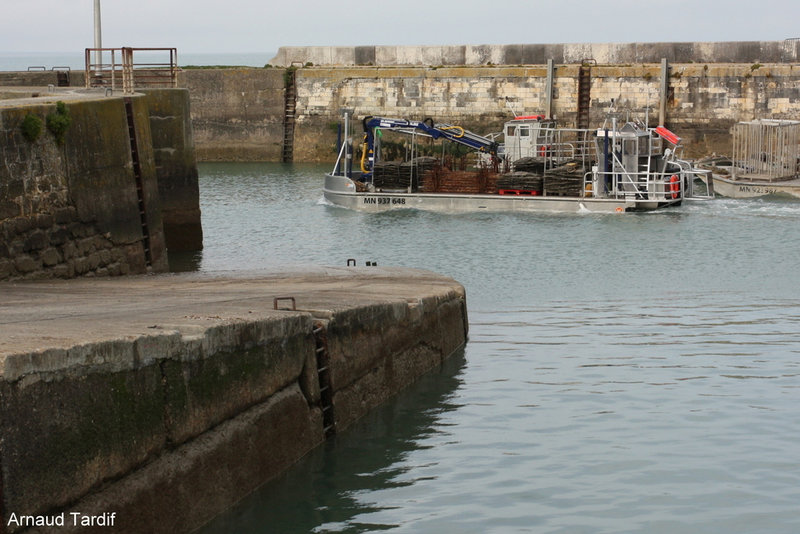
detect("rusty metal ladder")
[577,64,592,130]
[282,68,297,163]
[275,297,336,437]
[313,321,336,437]
[123,97,152,267]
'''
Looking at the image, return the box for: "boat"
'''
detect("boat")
[323,114,713,214]
[701,119,800,199]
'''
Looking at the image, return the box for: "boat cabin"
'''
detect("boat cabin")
[503,116,557,162]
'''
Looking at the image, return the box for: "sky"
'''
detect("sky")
[1,0,798,55]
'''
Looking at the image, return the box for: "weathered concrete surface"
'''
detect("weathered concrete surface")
[0,87,202,281]
[0,89,167,280]
[176,68,285,161]
[5,41,800,163]
[270,40,800,67]
[140,89,203,252]
[174,61,800,162]
[0,267,468,534]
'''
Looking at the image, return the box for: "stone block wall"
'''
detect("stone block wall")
[289,62,800,160]
[270,40,800,67]
[0,88,203,279]
[0,96,168,280]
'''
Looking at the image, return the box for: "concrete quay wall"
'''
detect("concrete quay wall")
[270,40,800,67]
[290,63,800,160]
[0,92,168,280]
[140,89,203,252]
[0,88,202,281]
[169,58,800,162]
[0,268,468,534]
[176,68,286,162]
[4,40,799,162]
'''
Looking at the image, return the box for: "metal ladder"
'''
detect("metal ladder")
[312,321,336,437]
[123,97,152,267]
[282,69,297,163]
[577,65,592,130]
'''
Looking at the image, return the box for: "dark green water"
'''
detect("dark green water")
[193,162,800,533]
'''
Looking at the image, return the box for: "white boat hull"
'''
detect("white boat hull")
[711,174,800,199]
[324,174,678,214]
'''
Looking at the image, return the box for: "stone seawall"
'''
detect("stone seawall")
[141,89,203,251]
[270,40,800,67]
[290,63,800,160]
[0,88,202,280]
[168,59,800,162]
[3,40,799,163]
[0,93,168,279]
[177,68,285,161]
[0,268,468,534]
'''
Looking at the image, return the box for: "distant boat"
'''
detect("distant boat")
[701,119,800,199]
[324,114,713,214]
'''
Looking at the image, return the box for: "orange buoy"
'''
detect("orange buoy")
[669,175,680,199]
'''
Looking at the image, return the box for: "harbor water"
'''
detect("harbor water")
[192,163,800,533]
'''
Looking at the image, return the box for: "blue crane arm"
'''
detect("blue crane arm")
[361,116,498,174]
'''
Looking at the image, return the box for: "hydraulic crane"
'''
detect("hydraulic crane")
[360,116,499,177]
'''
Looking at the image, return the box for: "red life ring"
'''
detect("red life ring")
[669,175,680,199]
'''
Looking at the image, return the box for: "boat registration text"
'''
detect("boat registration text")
[363,197,406,205]
[738,185,779,195]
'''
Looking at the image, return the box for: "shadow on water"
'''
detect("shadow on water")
[168,250,204,272]
[195,349,468,534]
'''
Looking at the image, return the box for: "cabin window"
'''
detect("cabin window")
[519,127,530,137]
[506,125,516,136]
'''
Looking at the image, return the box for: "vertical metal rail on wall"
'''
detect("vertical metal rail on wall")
[659,58,669,126]
[312,321,336,437]
[282,68,297,162]
[544,59,555,120]
[123,97,153,267]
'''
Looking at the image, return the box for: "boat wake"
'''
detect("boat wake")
[317,195,336,207]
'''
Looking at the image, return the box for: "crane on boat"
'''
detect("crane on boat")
[359,116,499,177]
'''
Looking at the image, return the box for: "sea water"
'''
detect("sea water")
[192,162,800,533]
[0,52,274,72]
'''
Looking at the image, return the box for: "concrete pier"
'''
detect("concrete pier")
[0,267,468,533]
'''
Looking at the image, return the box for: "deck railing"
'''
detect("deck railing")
[84,47,178,93]
[731,119,800,182]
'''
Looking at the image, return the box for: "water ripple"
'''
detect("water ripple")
[194,163,800,534]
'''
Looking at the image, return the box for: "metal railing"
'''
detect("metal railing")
[588,170,683,201]
[506,126,595,170]
[85,47,178,93]
[731,119,800,182]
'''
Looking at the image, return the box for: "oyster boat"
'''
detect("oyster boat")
[323,114,713,214]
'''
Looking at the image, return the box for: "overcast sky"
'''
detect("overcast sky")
[1,0,798,54]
